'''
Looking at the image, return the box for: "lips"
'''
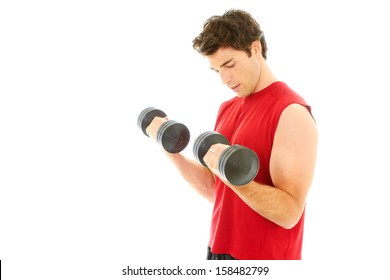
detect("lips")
[231,84,240,92]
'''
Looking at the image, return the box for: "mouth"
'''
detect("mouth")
[231,84,240,92]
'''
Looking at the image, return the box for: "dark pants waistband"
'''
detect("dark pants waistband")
[206,247,237,260]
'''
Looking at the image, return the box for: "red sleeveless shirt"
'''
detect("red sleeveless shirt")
[209,81,311,260]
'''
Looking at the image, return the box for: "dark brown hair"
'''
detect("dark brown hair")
[193,9,267,59]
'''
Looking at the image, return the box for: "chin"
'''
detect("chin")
[236,91,250,98]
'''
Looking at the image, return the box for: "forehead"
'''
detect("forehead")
[207,47,247,69]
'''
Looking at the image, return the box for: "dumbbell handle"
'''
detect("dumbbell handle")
[138,107,190,153]
[137,107,166,137]
[193,131,230,166]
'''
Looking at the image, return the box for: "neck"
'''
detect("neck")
[253,62,278,93]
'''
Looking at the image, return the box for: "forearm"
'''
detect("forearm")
[144,116,216,202]
[165,152,216,203]
[226,181,303,229]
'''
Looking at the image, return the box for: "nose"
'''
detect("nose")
[219,69,231,85]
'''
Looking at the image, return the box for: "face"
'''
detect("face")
[207,42,263,97]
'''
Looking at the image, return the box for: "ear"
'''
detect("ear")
[251,40,262,56]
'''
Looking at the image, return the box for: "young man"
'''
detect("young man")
[146,9,318,260]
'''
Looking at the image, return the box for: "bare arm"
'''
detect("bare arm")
[164,153,216,202]
[203,104,318,228]
[146,117,216,202]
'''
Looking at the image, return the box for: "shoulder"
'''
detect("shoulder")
[275,103,318,153]
[281,103,315,125]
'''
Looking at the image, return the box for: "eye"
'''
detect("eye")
[225,63,235,69]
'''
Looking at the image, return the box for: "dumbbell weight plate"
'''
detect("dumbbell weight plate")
[137,107,167,136]
[219,145,260,186]
[157,120,190,153]
[193,131,230,167]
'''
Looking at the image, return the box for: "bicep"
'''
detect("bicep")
[270,104,318,209]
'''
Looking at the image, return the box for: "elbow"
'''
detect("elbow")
[204,184,216,203]
[278,212,303,229]
[278,195,306,229]
[206,194,215,204]
[189,181,215,203]
[280,221,298,230]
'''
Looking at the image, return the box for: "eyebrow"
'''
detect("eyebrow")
[210,58,234,71]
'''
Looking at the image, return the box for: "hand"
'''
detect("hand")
[203,143,229,178]
[145,116,168,142]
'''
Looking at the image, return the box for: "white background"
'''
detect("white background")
[1,0,389,279]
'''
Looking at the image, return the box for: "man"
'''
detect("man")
[146,9,318,260]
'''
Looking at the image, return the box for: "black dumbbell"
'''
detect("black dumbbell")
[193,131,259,186]
[137,107,190,153]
